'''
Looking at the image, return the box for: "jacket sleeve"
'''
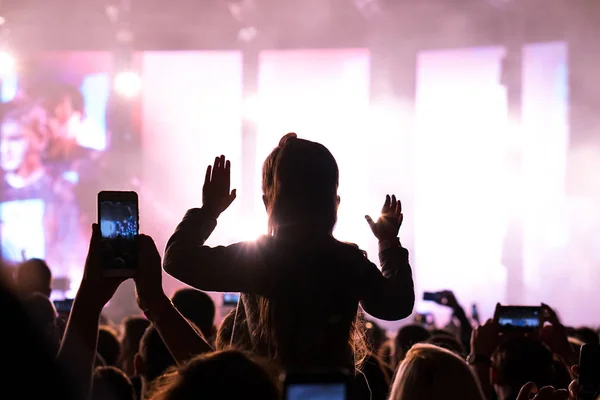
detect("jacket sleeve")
[163,207,267,294]
[359,243,415,321]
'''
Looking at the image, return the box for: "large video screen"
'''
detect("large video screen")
[0,52,115,282]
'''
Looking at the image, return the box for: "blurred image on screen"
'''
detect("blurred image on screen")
[0,52,112,281]
[100,201,138,240]
[287,383,346,400]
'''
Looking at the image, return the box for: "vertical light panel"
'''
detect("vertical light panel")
[255,49,373,251]
[415,47,509,321]
[521,42,575,322]
[140,51,243,257]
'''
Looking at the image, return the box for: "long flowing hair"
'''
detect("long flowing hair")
[254,133,367,370]
[389,344,485,400]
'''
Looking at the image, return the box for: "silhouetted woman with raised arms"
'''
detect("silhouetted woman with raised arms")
[164,133,414,375]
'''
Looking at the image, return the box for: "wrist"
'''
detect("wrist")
[75,283,107,314]
[141,293,172,322]
[378,237,400,252]
[466,352,492,366]
[200,206,220,220]
[453,306,466,317]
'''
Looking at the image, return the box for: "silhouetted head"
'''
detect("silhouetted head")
[262,133,340,235]
[136,325,176,386]
[426,334,466,358]
[22,293,59,353]
[389,344,484,400]
[92,366,135,400]
[394,324,431,365]
[574,327,600,345]
[1,102,47,173]
[365,320,387,352]
[119,316,150,376]
[16,258,52,298]
[172,288,216,340]
[150,350,279,400]
[215,309,236,351]
[1,279,75,399]
[97,326,122,367]
[491,337,555,400]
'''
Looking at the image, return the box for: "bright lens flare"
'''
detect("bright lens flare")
[0,51,15,77]
[238,214,267,242]
[114,71,142,98]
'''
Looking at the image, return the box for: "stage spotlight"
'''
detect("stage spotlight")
[0,51,15,77]
[114,70,141,98]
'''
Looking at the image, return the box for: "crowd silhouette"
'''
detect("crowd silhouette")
[0,132,596,400]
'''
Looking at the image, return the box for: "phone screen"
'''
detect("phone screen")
[53,299,74,313]
[579,344,600,400]
[286,383,346,400]
[423,292,439,302]
[99,194,139,273]
[496,306,541,331]
[223,293,240,306]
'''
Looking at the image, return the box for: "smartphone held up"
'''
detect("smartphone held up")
[97,191,139,278]
[494,304,542,333]
[578,344,600,400]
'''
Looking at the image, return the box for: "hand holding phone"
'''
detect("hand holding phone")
[423,290,458,309]
[77,223,128,311]
[134,234,166,315]
[494,304,542,333]
[97,191,139,277]
[578,344,600,400]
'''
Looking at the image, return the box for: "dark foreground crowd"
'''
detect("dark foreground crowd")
[1,133,596,400]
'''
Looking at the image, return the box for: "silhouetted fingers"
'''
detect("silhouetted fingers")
[91,223,101,241]
[516,382,537,400]
[138,234,161,264]
[571,365,579,376]
[551,389,569,400]
[535,386,567,400]
[204,165,212,186]
[396,198,402,215]
[390,195,397,212]
[381,195,391,214]
[225,159,231,193]
[568,378,578,398]
[227,189,237,207]
[365,215,376,231]
[541,303,560,325]
[89,223,102,254]
[493,303,501,321]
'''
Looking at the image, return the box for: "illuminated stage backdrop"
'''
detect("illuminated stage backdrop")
[254,49,377,254]
[414,42,574,324]
[0,52,112,295]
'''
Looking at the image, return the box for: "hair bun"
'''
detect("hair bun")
[278,132,297,147]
